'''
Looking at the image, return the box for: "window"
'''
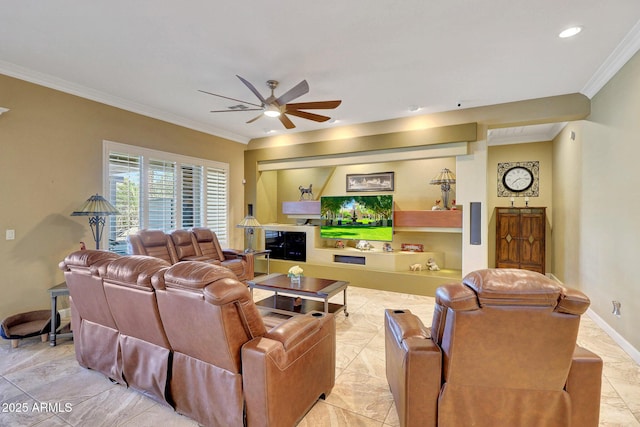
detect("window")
[104,141,229,254]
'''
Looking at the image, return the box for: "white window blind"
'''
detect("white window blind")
[181,164,203,228]
[104,141,229,253]
[147,159,176,231]
[206,166,228,243]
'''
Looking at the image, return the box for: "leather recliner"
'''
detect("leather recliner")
[59,250,125,384]
[101,255,172,404]
[128,229,179,264]
[385,268,603,427]
[153,261,336,427]
[191,227,255,282]
[169,229,220,264]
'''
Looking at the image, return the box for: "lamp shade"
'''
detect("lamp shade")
[429,168,456,185]
[236,204,262,228]
[71,194,119,216]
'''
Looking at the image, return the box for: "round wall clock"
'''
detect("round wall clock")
[502,166,534,192]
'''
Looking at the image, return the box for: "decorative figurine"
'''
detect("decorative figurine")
[383,243,393,252]
[431,200,442,210]
[298,184,314,200]
[410,263,423,271]
[335,240,345,249]
[426,258,440,271]
[79,241,86,251]
[356,240,372,251]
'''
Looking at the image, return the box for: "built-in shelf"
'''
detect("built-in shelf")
[394,209,462,228]
[282,201,320,216]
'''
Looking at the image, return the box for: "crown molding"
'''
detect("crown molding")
[582,19,640,98]
[0,60,249,144]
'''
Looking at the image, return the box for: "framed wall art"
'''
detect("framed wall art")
[346,172,394,192]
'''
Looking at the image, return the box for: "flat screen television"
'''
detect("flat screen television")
[320,195,394,242]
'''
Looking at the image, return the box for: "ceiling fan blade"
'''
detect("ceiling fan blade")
[286,100,342,110]
[198,89,262,108]
[210,108,263,112]
[236,75,267,104]
[279,114,296,129]
[275,80,309,105]
[246,114,263,124]
[285,109,331,122]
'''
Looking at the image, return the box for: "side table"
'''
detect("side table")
[47,282,73,346]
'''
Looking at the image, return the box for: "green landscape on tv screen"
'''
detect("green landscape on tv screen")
[320,195,393,242]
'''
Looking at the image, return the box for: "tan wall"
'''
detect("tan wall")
[0,75,247,320]
[553,49,640,351]
[487,141,554,270]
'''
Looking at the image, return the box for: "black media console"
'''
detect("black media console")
[264,231,306,262]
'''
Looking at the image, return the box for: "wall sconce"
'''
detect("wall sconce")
[71,194,120,249]
[429,168,456,210]
[236,204,262,252]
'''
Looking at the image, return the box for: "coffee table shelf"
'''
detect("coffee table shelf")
[248,273,348,317]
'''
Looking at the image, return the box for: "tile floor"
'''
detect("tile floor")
[1,286,639,426]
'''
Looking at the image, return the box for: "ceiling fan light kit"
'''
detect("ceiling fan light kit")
[201,75,341,130]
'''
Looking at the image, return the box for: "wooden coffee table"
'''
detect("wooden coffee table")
[248,273,349,317]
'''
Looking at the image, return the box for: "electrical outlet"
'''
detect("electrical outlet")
[612,300,621,317]
[5,229,15,240]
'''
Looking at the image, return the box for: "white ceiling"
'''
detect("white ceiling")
[1,1,640,144]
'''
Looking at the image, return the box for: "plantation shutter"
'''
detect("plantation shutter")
[104,141,229,253]
[206,166,228,245]
[181,164,203,228]
[107,152,141,254]
[147,159,176,231]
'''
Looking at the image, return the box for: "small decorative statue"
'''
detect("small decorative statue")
[356,240,372,251]
[79,241,86,251]
[335,240,345,249]
[298,184,314,200]
[426,258,440,271]
[431,200,442,210]
[410,263,422,271]
[383,243,393,252]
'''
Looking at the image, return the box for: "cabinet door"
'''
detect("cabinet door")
[496,211,520,269]
[519,211,545,274]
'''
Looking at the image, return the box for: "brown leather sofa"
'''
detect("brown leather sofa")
[60,250,335,426]
[129,228,254,282]
[385,268,603,427]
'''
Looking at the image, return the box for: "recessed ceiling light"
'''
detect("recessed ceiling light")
[408,105,421,112]
[559,26,582,38]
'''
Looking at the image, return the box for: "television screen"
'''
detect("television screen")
[320,195,394,242]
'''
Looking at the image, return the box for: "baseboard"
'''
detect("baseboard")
[586,308,640,365]
[549,273,640,365]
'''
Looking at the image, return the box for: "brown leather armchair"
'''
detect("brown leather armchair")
[153,261,335,427]
[385,268,603,427]
[128,229,179,264]
[191,227,254,281]
[59,250,125,384]
[102,255,172,405]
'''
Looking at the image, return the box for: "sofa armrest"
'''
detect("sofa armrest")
[566,345,603,427]
[222,248,244,259]
[242,312,335,427]
[385,309,441,427]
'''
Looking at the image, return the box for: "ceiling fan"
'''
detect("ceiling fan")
[199,75,342,129]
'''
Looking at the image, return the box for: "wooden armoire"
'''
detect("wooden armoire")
[495,207,546,274]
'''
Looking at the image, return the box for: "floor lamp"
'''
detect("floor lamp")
[236,204,261,253]
[71,194,120,250]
